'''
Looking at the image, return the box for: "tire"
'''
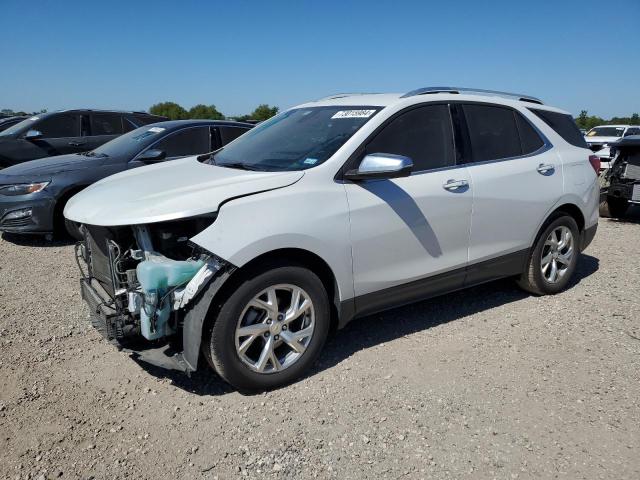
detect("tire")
[601,196,629,219]
[517,214,580,295]
[204,265,330,391]
[64,218,84,241]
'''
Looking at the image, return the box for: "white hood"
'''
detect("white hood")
[585,136,620,145]
[64,156,304,226]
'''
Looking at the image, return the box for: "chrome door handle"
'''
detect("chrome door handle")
[443,179,469,191]
[537,163,555,174]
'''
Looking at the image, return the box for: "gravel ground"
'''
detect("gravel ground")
[1,210,639,480]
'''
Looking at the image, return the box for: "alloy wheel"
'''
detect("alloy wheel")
[540,226,574,284]
[235,284,315,373]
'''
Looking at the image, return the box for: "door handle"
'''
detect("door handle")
[536,163,555,174]
[68,141,86,147]
[443,179,469,191]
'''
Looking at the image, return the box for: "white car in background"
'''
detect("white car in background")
[65,87,600,390]
[585,125,640,170]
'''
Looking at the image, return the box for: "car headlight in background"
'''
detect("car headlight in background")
[0,182,50,196]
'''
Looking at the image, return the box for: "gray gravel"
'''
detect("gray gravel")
[1,210,639,480]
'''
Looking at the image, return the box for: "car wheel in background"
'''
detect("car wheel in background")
[517,214,580,295]
[64,218,83,241]
[600,196,629,219]
[204,265,330,391]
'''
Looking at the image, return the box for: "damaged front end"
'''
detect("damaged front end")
[76,216,234,373]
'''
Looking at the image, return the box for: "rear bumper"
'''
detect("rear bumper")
[0,195,56,234]
[580,223,598,252]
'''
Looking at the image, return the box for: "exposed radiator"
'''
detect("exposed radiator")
[623,163,640,181]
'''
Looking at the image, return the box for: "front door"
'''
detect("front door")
[345,104,472,316]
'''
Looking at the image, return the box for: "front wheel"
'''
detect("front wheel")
[517,215,580,295]
[600,196,629,219]
[204,265,330,391]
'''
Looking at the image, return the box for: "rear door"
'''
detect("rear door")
[460,102,562,279]
[86,113,125,150]
[345,104,472,315]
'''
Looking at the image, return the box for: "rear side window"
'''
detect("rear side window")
[515,112,545,154]
[219,126,249,146]
[133,115,160,126]
[365,104,455,171]
[91,113,123,136]
[34,114,80,138]
[153,127,211,158]
[463,104,521,162]
[529,109,587,148]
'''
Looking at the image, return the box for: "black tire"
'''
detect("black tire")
[64,218,83,241]
[517,214,580,295]
[204,265,330,392]
[601,196,629,219]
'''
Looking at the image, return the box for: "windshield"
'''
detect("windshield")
[89,125,169,157]
[586,126,625,137]
[0,116,40,136]
[211,106,381,171]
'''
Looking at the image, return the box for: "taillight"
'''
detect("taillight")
[589,155,601,173]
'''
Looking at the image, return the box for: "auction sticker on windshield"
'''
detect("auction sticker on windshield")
[331,110,376,119]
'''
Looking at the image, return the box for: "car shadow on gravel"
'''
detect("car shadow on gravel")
[1,232,75,247]
[135,254,599,396]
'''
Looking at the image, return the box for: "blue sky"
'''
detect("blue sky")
[1,0,639,118]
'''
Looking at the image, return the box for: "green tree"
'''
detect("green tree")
[250,104,279,121]
[149,102,188,120]
[188,104,224,120]
[630,113,639,125]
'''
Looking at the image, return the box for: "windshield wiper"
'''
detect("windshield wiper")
[218,162,265,171]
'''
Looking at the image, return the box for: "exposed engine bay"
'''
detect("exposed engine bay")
[604,141,640,203]
[75,215,233,369]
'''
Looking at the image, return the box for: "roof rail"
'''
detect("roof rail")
[400,86,543,105]
[316,92,378,101]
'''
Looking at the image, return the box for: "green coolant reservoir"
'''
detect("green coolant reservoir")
[137,256,205,340]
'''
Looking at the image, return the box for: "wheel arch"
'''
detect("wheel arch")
[182,247,343,372]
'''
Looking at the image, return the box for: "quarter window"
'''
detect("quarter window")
[33,114,80,138]
[529,109,587,148]
[91,113,123,136]
[365,104,455,171]
[463,104,521,162]
[153,127,211,158]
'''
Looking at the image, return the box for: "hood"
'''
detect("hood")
[0,153,102,180]
[585,136,620,144]
[64,156,304,226]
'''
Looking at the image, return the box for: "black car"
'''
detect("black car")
[0,109,166,168]
[600,135,640,218]
[0,119,252,238]
[0,116,28,133]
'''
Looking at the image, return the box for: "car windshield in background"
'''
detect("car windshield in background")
[0,116,39,136]
[587,127,625,137]
[211,106,381,171]
[88,125,168,158]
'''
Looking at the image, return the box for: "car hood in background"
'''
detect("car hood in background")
[0,153,103,181]
[585,136,620,144]
[64,156,305,226]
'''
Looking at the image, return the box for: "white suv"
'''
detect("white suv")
[65,87,599,391]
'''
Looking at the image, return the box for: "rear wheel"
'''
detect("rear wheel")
[204,265,330,391]
[517,215,580,295]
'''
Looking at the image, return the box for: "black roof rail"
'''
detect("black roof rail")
[400,86,543,105]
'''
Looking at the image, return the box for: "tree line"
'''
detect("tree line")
[575,111,640,131]
[147,102,279,122]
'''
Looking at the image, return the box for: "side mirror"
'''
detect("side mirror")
[137,149,167,163]
[344,153,413,181]
[25,129,43,140]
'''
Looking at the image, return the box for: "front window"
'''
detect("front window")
[87,125,169,158]
[210,106,381,171]
[586,127,625,137]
